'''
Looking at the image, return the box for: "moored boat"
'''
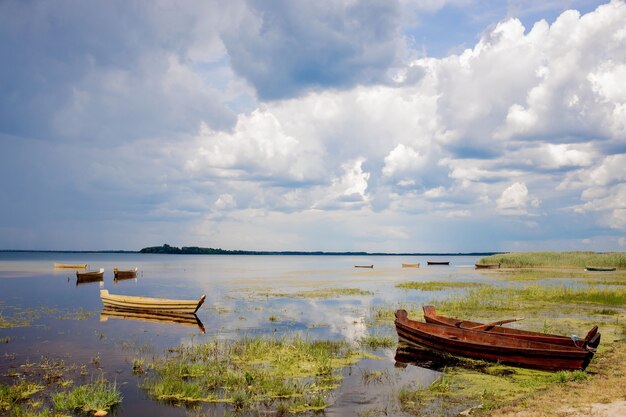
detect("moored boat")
[354,265,374,268]
[585,266,617,272]
[427,261,449,265]
[54,263,88,269]
[402,263,420,268]
[114,267,138,280]
[423,305,600,348]
[394,309,597,371]
[76,268,104,283]
[100,290,206,314]
[475,263,500,269]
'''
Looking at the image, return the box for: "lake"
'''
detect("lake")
[1,252,490,416]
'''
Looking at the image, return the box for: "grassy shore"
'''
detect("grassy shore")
[478,252,626,269]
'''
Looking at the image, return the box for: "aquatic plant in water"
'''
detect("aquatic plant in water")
[142,335,371,413]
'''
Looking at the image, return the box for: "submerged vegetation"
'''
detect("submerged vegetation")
[396,281,483,291]
[142,335,374,413]
[479,251,626,269]
[260,288,373,299]
[0,362,121,417]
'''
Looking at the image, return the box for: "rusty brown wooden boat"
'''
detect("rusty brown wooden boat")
[394,309,596,371]
[76,268,104,283]
[475,263,500,269]
[113,267,138,280]
[402,263,420,268]
[427,261,449,265]
[423,306,600,348]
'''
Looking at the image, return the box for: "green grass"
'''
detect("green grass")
[396,281,483,291]
[479,252,626,269]
[261,288,373,299]
[359,333,395,349]
[143,335,373,413]
[52,376,122,413]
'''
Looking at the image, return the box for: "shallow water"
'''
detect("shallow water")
[0,252,488,416]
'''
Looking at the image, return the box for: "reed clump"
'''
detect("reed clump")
[143,335,370,413]
[359,333,395,349]
[479,251,626,269]
[52,376,121,414]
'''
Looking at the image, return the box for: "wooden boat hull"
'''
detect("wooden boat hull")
[100,290,206,314]
[402,263,420,268]
[114,267,138,280]
[427,261,449,265]
[422,306,600,348]
[55,263,88,269]
[475,263,500,269]
[585,267,616,272]
[395,310,595,371]
[354,265,374,268]
[100,307,205,333]
[76,268,104,283]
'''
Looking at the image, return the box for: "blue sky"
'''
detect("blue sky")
[1,0,625,252]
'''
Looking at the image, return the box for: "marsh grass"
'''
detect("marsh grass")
[436,284,626,318]
[396,281,483,291]
[143,335,370,413]
[480,251,626,269]
[260,288,373,299]
[359,333,395,349]
[52,376,121,413]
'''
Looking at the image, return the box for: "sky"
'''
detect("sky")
[1,0,625,253]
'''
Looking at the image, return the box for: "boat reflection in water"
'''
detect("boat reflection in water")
[100,308,205,334]
[394,343,466,371]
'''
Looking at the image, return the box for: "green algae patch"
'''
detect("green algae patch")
[143,335,373,413]
[0,380,43,412]
[398,364,571,415]
[260,288,373,299]
[397,281,483,291]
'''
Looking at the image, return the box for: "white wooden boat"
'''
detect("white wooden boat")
[100,290,206,314]
[54,263,88,269]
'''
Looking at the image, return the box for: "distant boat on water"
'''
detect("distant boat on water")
[114,267,138,280]
[76,268,104,283]
[427,261,449,265]
[585,266,617,272]
[475,263,500,269]
[354,265,374,268]
[402,263,420,268]
[54,263,88,269]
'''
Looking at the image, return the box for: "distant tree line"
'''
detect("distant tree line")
[139,244,500,256]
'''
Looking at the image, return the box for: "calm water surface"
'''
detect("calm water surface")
[0,252,489,416]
